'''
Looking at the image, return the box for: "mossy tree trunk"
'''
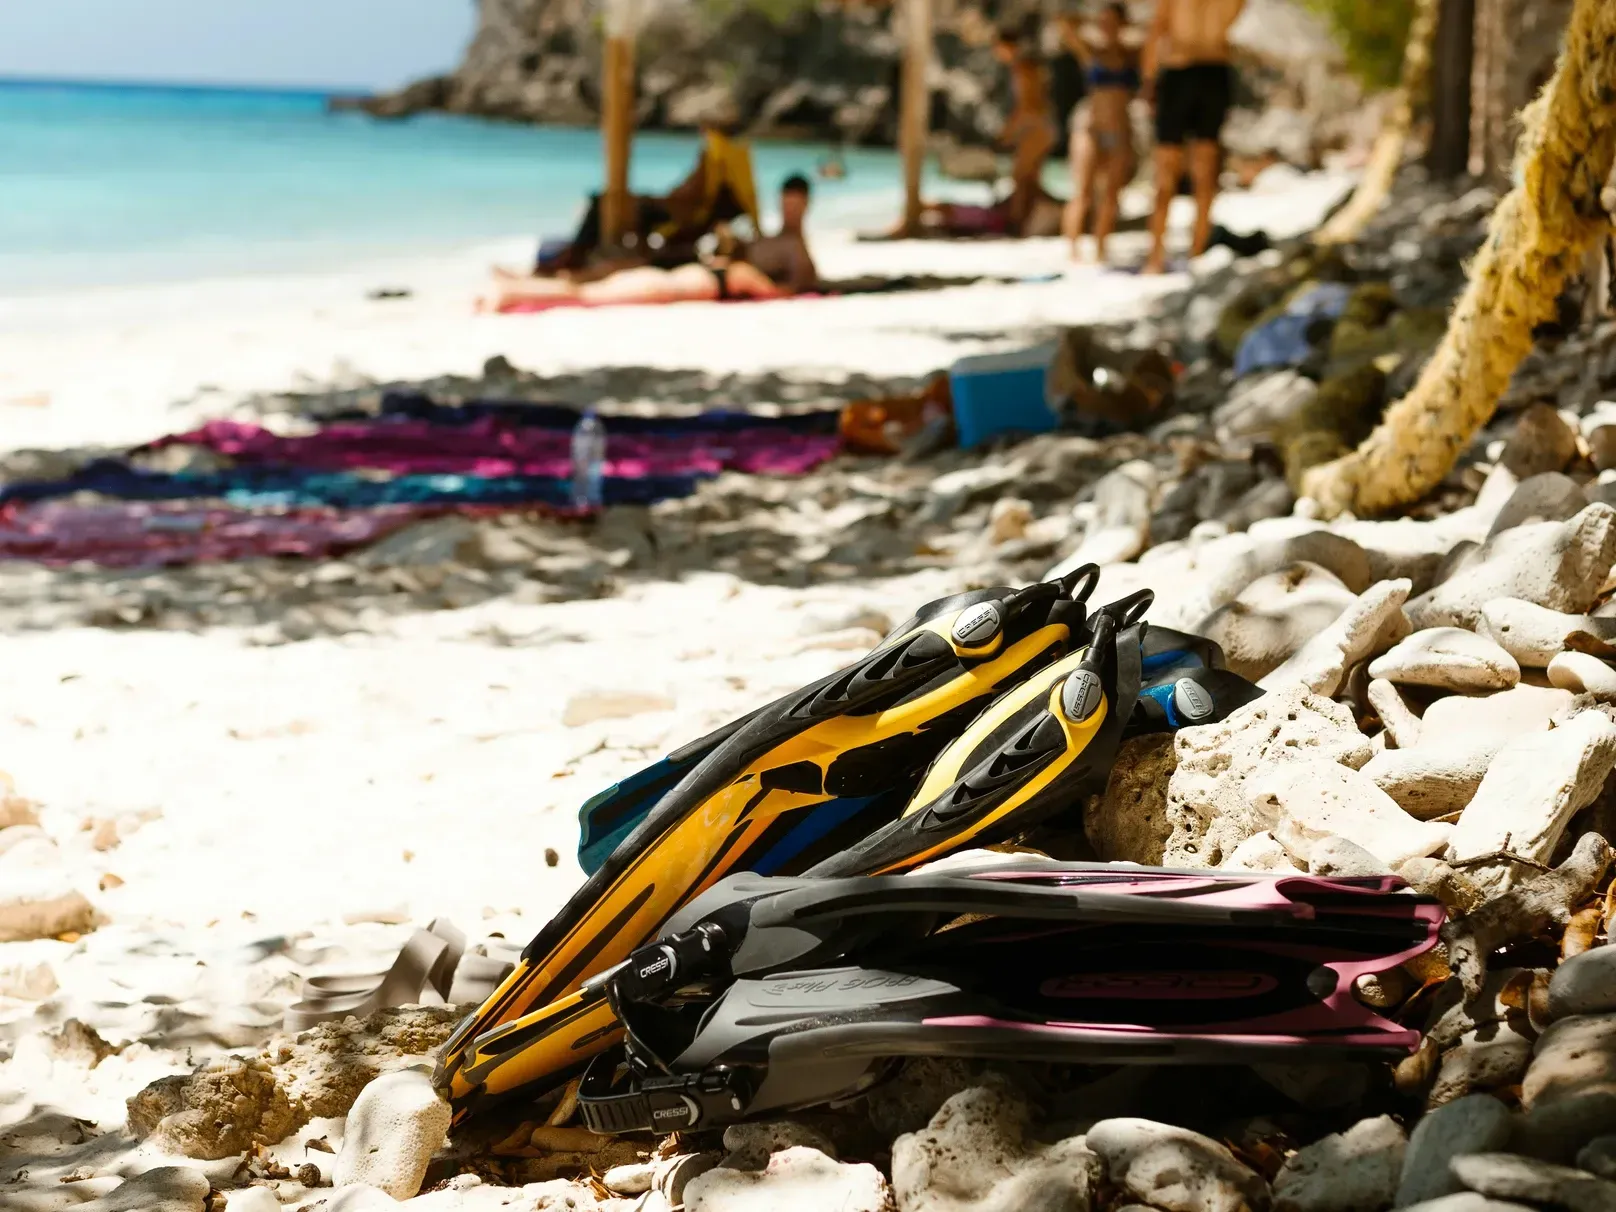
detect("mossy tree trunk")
[1315,0,1441,246]
[1302,0,1616,518]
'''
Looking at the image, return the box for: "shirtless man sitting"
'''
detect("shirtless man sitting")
[740,174,818,296]
[1142,0,1247,274]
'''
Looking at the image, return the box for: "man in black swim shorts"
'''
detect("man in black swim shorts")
[1143,0,1246,273]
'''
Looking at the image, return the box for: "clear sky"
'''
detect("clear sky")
[0,0,478,91]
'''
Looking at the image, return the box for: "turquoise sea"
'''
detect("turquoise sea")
[0,79,912,293]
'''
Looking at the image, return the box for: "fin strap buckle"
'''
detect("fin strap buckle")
[609,922,729,1006]
[578,1050,752,1134]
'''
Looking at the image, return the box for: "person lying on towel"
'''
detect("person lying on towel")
[536,121,762,276]
[486,175,818,312]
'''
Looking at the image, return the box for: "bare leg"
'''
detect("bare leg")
[1188,139,1221,260]
[482,275,581,311]
[1145,144,1184,275]
[1064,128,1097,260]
[578,264,713,305]
[1093,153,1120,265]
[1009,128,1055,237]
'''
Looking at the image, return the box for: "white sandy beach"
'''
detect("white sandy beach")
[0,169,1353,1211]
[0,170,1349,450]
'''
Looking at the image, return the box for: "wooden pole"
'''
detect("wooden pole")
[1469,0,1508,178]
[899,0,932,234]
[1428,0,1474,179]
[601,33,636,247]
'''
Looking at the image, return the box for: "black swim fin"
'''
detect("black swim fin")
[806,590,1152,878]
[579,862,1444,1133]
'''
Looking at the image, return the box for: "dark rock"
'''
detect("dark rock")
[1501,404,1581,481]
[1451,1153,1616,1212]
[1488,473,1590,538]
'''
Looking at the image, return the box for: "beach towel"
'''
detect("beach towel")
[369,392,843,436]
[0,460,702,511]
[144,418,843,480]
[494,289,821,316]
[378,394,842,434]
[0,500,423,568]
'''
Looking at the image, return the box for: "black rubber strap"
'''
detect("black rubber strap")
[578,1050,753,1135]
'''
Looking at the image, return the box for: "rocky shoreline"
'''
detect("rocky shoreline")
[17,161,1616,1212]
[347,0,1368,167]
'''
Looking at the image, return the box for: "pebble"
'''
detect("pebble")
[1272,1114,1405,1212]
[1518,1014,1616,1162]
[685,1147,892,1212]
[1427,1023,1537,1109]
[1448,711,1616,890]
[1308,835,1392,877]
[1086,1117,1269,1212]
[1586,404,1616,472]
[332,1069,452,1200]
[1406,504,1616,630]
[0,959,58,999]
[1164,684,1373,869]
[1499,407,1580,480]
[1258,578,1412,696]
[1478,599,1616,667]
[223,1189,283,1212]
[1363,741,1497,821]
[1486,472,1592,536]
[1549,948,1616,1024]
[79,1167,211,1212]
[1213,369,1319,440]
[1195,560,1357,680]
[1249,758,1453,869]
[1396,1094,1517,1206]
[1548,652,1616,698]
[988,497,1034,545]
[1368,678,1422,748]
[719,1121,836,1170]
[1368,628,1520,693]
[1581,1137,1616,1181]
[0,796,39,829]
[1451,1152,1616,1212]
[0,885,96,942]
[603,1163,658,1195]
[319,1188,401,1211]
[1400,1197,1535,1212]
[1223,831,1305,873]
[890,1082,1100,1212]
[1420,683,1576,739]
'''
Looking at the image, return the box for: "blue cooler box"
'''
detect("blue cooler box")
[949,343,1059,448]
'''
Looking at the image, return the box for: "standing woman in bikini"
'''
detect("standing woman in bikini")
[1059,3,1140,263]
[993,26,1057,237]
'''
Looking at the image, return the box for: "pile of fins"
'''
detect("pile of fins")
[578,861,1445,1133]
[434,567,1272,1121]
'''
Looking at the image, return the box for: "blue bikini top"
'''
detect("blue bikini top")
[1087,60,1140,91]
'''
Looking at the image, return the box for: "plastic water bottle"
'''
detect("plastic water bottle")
[570,410,607,511]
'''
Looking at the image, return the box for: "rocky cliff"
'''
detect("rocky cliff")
[356,0,1364,162]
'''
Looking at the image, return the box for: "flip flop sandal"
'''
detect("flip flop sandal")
[284,918,467,1032]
